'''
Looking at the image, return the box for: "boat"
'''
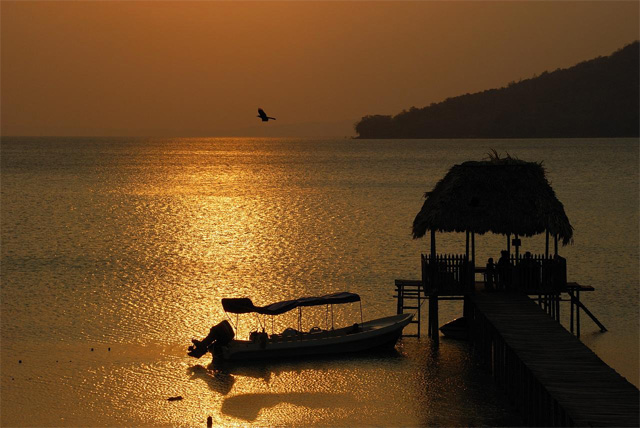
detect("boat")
[439,317,468,340]
[187,292,413,361]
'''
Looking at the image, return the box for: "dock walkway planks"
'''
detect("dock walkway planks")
[472,292,639,427]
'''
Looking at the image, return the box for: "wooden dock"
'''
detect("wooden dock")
[468,291,639,426]
[406,155,636,425]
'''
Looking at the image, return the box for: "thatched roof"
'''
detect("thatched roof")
[412,157,573,245]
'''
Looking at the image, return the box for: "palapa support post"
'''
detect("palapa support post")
[422,256,431,338]
[466,231,469,260]
[429,229,439,344]
[430,229,436,260]
[471,232,475,264]
[554,233,558,256]
[545,230,550,258]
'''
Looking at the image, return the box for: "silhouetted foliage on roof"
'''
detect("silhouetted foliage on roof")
[356,42,639,139]
[412,152,574,244]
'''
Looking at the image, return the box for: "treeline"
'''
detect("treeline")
[355,42,639,139]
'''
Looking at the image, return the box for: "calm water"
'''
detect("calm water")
[1,137,637,427]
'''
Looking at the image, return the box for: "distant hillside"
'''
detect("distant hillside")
[355,42,639,139]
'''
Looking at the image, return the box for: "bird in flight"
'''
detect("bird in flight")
[257,108,276,122]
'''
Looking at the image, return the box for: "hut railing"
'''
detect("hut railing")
[496,254,567,293]
[422,254,475,295]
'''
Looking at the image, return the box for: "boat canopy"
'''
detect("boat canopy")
[222,292,361,315]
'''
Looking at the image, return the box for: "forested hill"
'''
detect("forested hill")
[355,42,639,139]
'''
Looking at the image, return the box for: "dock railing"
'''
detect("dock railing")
[421,253,567,296]
[478,253,567,294]
[507,254,567,293]
[410,252,602,341]
[421,254,475,295]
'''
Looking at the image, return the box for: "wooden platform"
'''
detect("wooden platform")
[471,291,639,427]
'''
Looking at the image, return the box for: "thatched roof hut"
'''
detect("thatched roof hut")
[412,157,573,245]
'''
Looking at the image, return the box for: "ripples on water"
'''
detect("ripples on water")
[1,137,637,426]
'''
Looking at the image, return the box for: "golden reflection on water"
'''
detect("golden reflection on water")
[1,137,637,426]
[104,138,400,345]
[1,334,515,426]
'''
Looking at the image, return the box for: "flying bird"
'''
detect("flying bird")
[257,108,276,122]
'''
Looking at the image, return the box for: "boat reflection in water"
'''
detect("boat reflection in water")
[188,349,404,422]
[222,392,358,421]
[188,292,413,362]
[188,346,406,390]
[188,365,358,422]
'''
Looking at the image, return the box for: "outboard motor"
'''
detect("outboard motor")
[187,320,235,358]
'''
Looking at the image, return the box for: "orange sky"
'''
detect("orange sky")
[1,1,638,137]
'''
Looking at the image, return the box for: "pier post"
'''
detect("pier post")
[427,295,432,337]
[570,294,574,333]
[468,292,636,426]
[576,288,581,338]
[430,230,439,344]
[431,295,439,342]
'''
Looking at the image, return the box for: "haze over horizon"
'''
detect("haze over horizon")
[2,1,638,138]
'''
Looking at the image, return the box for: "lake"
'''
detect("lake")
[1,137,637,426]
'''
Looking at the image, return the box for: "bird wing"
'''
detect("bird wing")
[258,108,266,117]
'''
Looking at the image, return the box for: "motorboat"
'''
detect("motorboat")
[187,292,413,361]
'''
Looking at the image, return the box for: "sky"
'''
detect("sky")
[1,1,638,137]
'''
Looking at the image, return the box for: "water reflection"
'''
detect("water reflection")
[5,137,633,426]
[184,340,520,426]
[188,350,410,424]
[188,365,235,396]
[222,392,358,421]
[189,347,405,394]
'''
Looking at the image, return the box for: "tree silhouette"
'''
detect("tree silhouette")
[355,42,639,139]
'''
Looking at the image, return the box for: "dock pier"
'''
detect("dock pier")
[468,291,638,426]
[394,277,639,426]
[405,156,638,425]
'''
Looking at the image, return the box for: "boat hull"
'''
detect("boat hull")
[220,313,413,361]
[439,317,468,340]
